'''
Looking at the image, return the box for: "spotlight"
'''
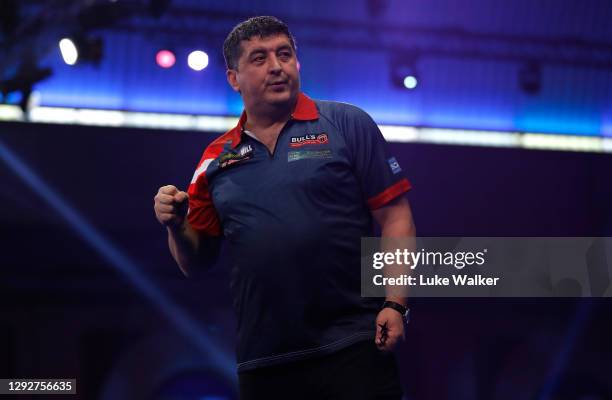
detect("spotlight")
[390,53,420,91]
[187,50,209,71]
[59,38,78,65]
[403,75,418,90]
[59,36,103,66]
[156,49,176,68]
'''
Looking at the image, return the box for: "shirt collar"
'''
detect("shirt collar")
[228,92,318,148]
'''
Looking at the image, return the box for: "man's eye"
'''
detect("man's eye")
[253,56,265,62]
[279,52,292,58]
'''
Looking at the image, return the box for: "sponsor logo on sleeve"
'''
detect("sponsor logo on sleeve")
[289,133,329,148]
[219,144,253,169]
[388,157,402,174]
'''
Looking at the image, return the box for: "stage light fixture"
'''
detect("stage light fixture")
[391,64,419,90]
[188,50,209,71]
[59,38,78,65]
[390,53,420,91]
[59,36,103,66]
[403,75,418,89]
[156,49,176,68]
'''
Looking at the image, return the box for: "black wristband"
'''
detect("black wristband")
[381,301,410,323]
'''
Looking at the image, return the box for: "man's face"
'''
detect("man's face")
[227,34,300,111]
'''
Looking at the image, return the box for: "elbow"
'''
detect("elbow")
[407,219,417,237]
[176,260,193,278]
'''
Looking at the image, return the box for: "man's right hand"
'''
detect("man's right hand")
[154,185,189,229]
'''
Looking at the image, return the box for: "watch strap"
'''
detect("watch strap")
[382,300,410,323]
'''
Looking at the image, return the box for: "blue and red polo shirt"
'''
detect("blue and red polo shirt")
[187,92,411,372]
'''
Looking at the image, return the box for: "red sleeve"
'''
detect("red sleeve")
[367,178,411,210]
[187,149,222,237]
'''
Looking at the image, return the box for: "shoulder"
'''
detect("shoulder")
[313,100,380,145]
[314,99,374,125]
[190,128,236,186]
[202,129,236,159]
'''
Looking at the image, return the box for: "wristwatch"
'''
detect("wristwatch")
[381,301,410,323]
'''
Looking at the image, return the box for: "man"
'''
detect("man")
[154,16,416,399]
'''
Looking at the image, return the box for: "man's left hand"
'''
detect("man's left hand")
[375,307,405,352]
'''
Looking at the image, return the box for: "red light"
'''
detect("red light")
[156,50,175,68]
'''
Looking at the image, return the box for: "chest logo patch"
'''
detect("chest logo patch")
[289,133,329,148]
[219,144,253,169]
[288,149,333,162]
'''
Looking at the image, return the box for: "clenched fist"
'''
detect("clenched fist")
[375,307,405,352]
[154,185,189,229]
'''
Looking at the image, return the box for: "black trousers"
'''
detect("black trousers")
[238,340,403,400]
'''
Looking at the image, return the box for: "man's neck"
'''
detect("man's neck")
[244,112,289,132]
[243,99,295,132]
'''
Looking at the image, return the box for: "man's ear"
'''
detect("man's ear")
[227,69,240,92]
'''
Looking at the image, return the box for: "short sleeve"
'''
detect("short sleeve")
[187,155,222,236]
[342,105,411,210]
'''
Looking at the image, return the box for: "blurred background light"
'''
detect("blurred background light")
[59,38,78,66]
[403,75,418,89]
[188,50,209,71]
[58,36,104,66]
[156,49,176,69]
[390,52,420,91]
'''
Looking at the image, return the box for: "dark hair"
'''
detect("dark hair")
[223,16,297,70]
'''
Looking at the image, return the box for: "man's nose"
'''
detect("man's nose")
[268,54,282,73]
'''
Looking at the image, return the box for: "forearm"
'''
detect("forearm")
[378,198,417,307]
[381,225,415,307]
[167,221,201,277]
[375,200,415,351]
